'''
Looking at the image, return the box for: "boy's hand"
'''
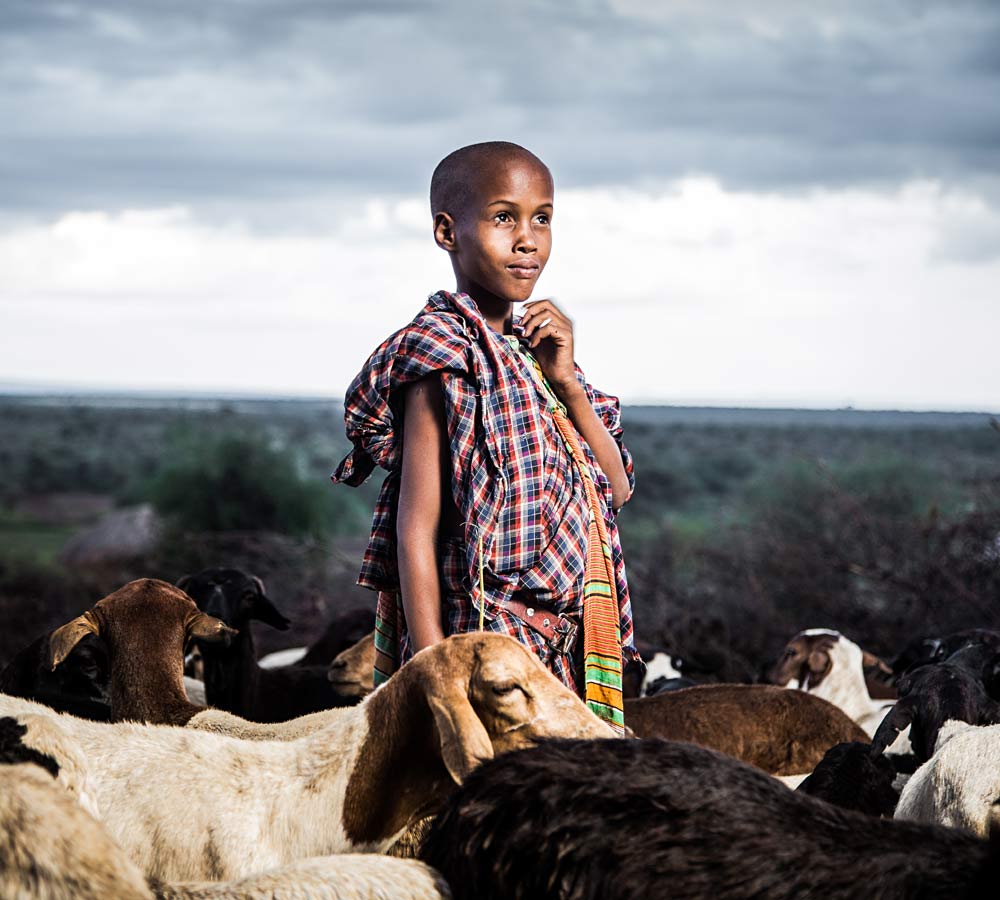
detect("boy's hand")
[521,298,580,396]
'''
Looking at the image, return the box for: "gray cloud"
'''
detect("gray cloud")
[2,0,999,226]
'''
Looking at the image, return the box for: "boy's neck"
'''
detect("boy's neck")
[454,282,515,335]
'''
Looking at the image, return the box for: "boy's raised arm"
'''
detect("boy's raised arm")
[396,374,449,653]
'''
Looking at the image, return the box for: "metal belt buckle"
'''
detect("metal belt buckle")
[549,616,578,656]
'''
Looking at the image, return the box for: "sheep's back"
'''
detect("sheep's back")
[625,684,868,775]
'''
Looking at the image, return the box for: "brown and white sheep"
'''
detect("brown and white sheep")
[0,632,614,881]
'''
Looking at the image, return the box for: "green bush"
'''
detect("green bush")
[145,429,351,537]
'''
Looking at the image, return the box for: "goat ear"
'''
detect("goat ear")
[426,690,494,785]
[861,650,893,677]
[48,613,99,671]
[807,649,829,674]
[187,612,239,645]
[175,574,192,593]
[249,581,291,632]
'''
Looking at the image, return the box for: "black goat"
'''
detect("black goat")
[796,741,899,817]
[177,567,359,722]
[891,629,1000,677]
[871,662,1000,761]
[0,632,111,721]
[421,738,1000,900]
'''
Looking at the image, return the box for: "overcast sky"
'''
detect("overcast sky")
[2,0,999,409]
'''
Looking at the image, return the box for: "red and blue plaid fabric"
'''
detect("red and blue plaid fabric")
[331,290,638,690]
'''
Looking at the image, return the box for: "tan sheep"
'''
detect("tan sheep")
[0,632,614,881]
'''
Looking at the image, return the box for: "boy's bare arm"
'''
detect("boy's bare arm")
[521,299,632,510]
[396,375,449,652]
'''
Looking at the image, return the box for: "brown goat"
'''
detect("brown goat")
[624,684,869,775]
[48,579,235,725]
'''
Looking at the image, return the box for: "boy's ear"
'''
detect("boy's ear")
[434,212,457,251]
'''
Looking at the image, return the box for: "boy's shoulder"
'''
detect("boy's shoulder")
[387,293,470,356]
[355,292,473,384]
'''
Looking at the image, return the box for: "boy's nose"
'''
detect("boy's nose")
[513,225,537,252]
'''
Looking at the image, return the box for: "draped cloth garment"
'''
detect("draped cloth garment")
[331,290,638,692]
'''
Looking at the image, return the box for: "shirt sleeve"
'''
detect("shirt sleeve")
[575,364,636,509]
[331,314,470,486]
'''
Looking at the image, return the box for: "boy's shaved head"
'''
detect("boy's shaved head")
[430,141,551,220]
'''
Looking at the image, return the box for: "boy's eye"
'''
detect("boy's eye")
[494,211,513,224]
[534,214,550,225]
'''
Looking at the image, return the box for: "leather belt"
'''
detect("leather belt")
[504,599,579,656]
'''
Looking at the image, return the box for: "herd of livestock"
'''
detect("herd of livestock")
[1,568,999,898]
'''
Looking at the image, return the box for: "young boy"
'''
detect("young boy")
[332,141,639,730]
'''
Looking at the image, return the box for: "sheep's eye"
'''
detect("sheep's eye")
[491,682,519,696]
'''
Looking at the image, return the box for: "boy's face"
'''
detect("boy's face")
[446,156,553,305]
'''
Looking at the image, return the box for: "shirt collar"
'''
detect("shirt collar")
[430,290,528,344]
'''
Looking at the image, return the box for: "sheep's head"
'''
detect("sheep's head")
[326,629,375,699]
[768,630,840,690]
[176,567,290,631]
[48,578,237,673]
[407,632,616,784]
[344,632,615,847]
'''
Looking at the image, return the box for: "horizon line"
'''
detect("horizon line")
[1,380,998,417]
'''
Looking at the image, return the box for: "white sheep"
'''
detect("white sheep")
[894,719,1000,837]
[1,716,451,899]
[0,631,613,882]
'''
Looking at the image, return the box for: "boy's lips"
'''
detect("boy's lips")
[507,262,539,279]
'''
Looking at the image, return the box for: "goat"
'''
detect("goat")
[186,630,375,740]
[421,737,1000,900]
[178,568,356,721]
[637,650,696,696]
[896,720,1000,837]
[0,716,452,899]
[892,629,1000,676]
[624,683,867,775]
[1,629,112,720]
[0,632,614,881]
[796,740,899,817]
[768,629,895,736]
[47,578,236,725]
[296,607,376,667]
[871,660,1000,762]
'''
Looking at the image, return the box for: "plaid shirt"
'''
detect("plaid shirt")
[331,290,637,684]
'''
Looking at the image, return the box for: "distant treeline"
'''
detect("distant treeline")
[1,395,998,672]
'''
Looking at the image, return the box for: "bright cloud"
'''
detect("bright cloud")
[2,179,998,410]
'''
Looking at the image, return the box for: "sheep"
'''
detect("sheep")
[0,632,614,882]
[895,720,1000,837]
[47,578,236,725]
[624,683,868,775]
[420,737,1000,900]
[871,659,1000,761]
[0,629,112,720]
[767,628,895,736]
[0,716,452,900]
[150,856,452,900]
[795,740,900,817]
[178,567,356,721]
